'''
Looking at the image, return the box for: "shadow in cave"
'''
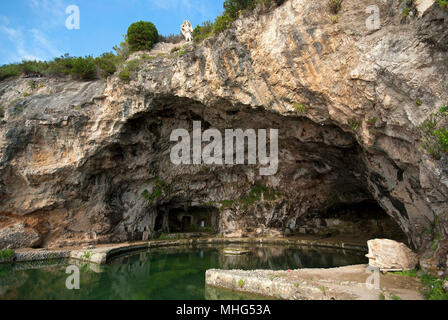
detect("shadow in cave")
[296,200,408,244]
[103,95,415,247]
[154,205,219,234]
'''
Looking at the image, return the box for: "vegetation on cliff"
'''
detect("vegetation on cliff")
[127,21,159,53]
[0,249,14,261]
[436,0,448,9]
[193,0,287,42]
[419,106,448,160]
[0,53,121,81]
[392,269,448,300]
[0,0,292,82]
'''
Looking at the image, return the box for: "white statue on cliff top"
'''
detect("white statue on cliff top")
[181,20,193,42]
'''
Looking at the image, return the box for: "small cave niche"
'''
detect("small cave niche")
[154,205,219,234]
[297,200,408,244]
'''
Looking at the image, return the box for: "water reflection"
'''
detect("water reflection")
[0,244,367,300]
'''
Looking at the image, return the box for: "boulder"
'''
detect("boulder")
[0,223,41,250]
[223,231,244,238]
[366,239,418,271]
[266,229,284,238]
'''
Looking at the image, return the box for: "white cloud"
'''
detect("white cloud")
[30,29,62,57]
[0,0,67,64]
[0,15,10,25]
[0,25,61,63]
[0,26,40,62]
[28,0,67,29]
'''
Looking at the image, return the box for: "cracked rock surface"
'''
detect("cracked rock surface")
[0,0,447,270]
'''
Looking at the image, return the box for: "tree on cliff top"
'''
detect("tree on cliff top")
[127,21,159,53]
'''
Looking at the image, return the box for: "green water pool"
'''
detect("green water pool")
[0,244,367,300]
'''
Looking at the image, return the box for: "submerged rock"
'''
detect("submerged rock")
[223,248,251,255]
[366,239,418,271]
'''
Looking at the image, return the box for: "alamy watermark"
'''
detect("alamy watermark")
[170,121,278,176]
[65,265,80,290]
[65,5,80,30]
[366,5,381,30]
[365,266,380,290]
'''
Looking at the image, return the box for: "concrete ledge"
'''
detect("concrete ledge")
[0,250,70,264]
[69,238,367,264]
[2,237,367,265]
[205,265,425,300]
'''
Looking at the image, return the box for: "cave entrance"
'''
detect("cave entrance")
[298,200,408,244]
[157,205,219,234]
[181,216,192,230]
[154,213,164,232]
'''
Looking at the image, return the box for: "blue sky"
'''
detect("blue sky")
[0,0,224,65]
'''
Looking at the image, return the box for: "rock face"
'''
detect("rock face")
[0,0,447,265]
[366,239,418,271]
[0,223,41,249]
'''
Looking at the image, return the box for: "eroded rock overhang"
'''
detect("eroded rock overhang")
[0,0,447,257]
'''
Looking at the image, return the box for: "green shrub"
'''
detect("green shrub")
[193,0,284,41]
[367,117,378,125]
[419,106,448,160]
[95,52,118,78]
[0,104,4,118]
[28,80,36,89]
[158,34,183,44]
[436,0,448,9]
[391,269,417,277]
[349,118,360,131]
[213,13,234,34]
[420,273,448,300]
[126,59,141,72]
[223,0,256,19]
[47,54,74,77]
[83,251,92,259]
[402,6,412,18]
[393,268,448,300]
[142,178,167,203]
[127,21,159,53]
[16,60,47,77]
[113,35,130,60]
[193,21,214,42]
[0,249,15,260]
[0,64,20,81]
[234,184,280,209]
[329,0,342,13]
[294,103,306,114]
[70,56,97,80]
[0,51,123,82]
[0,60,47,80]
[119,70,130,82]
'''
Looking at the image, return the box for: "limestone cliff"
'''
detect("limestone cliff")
[0,0,447,269]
